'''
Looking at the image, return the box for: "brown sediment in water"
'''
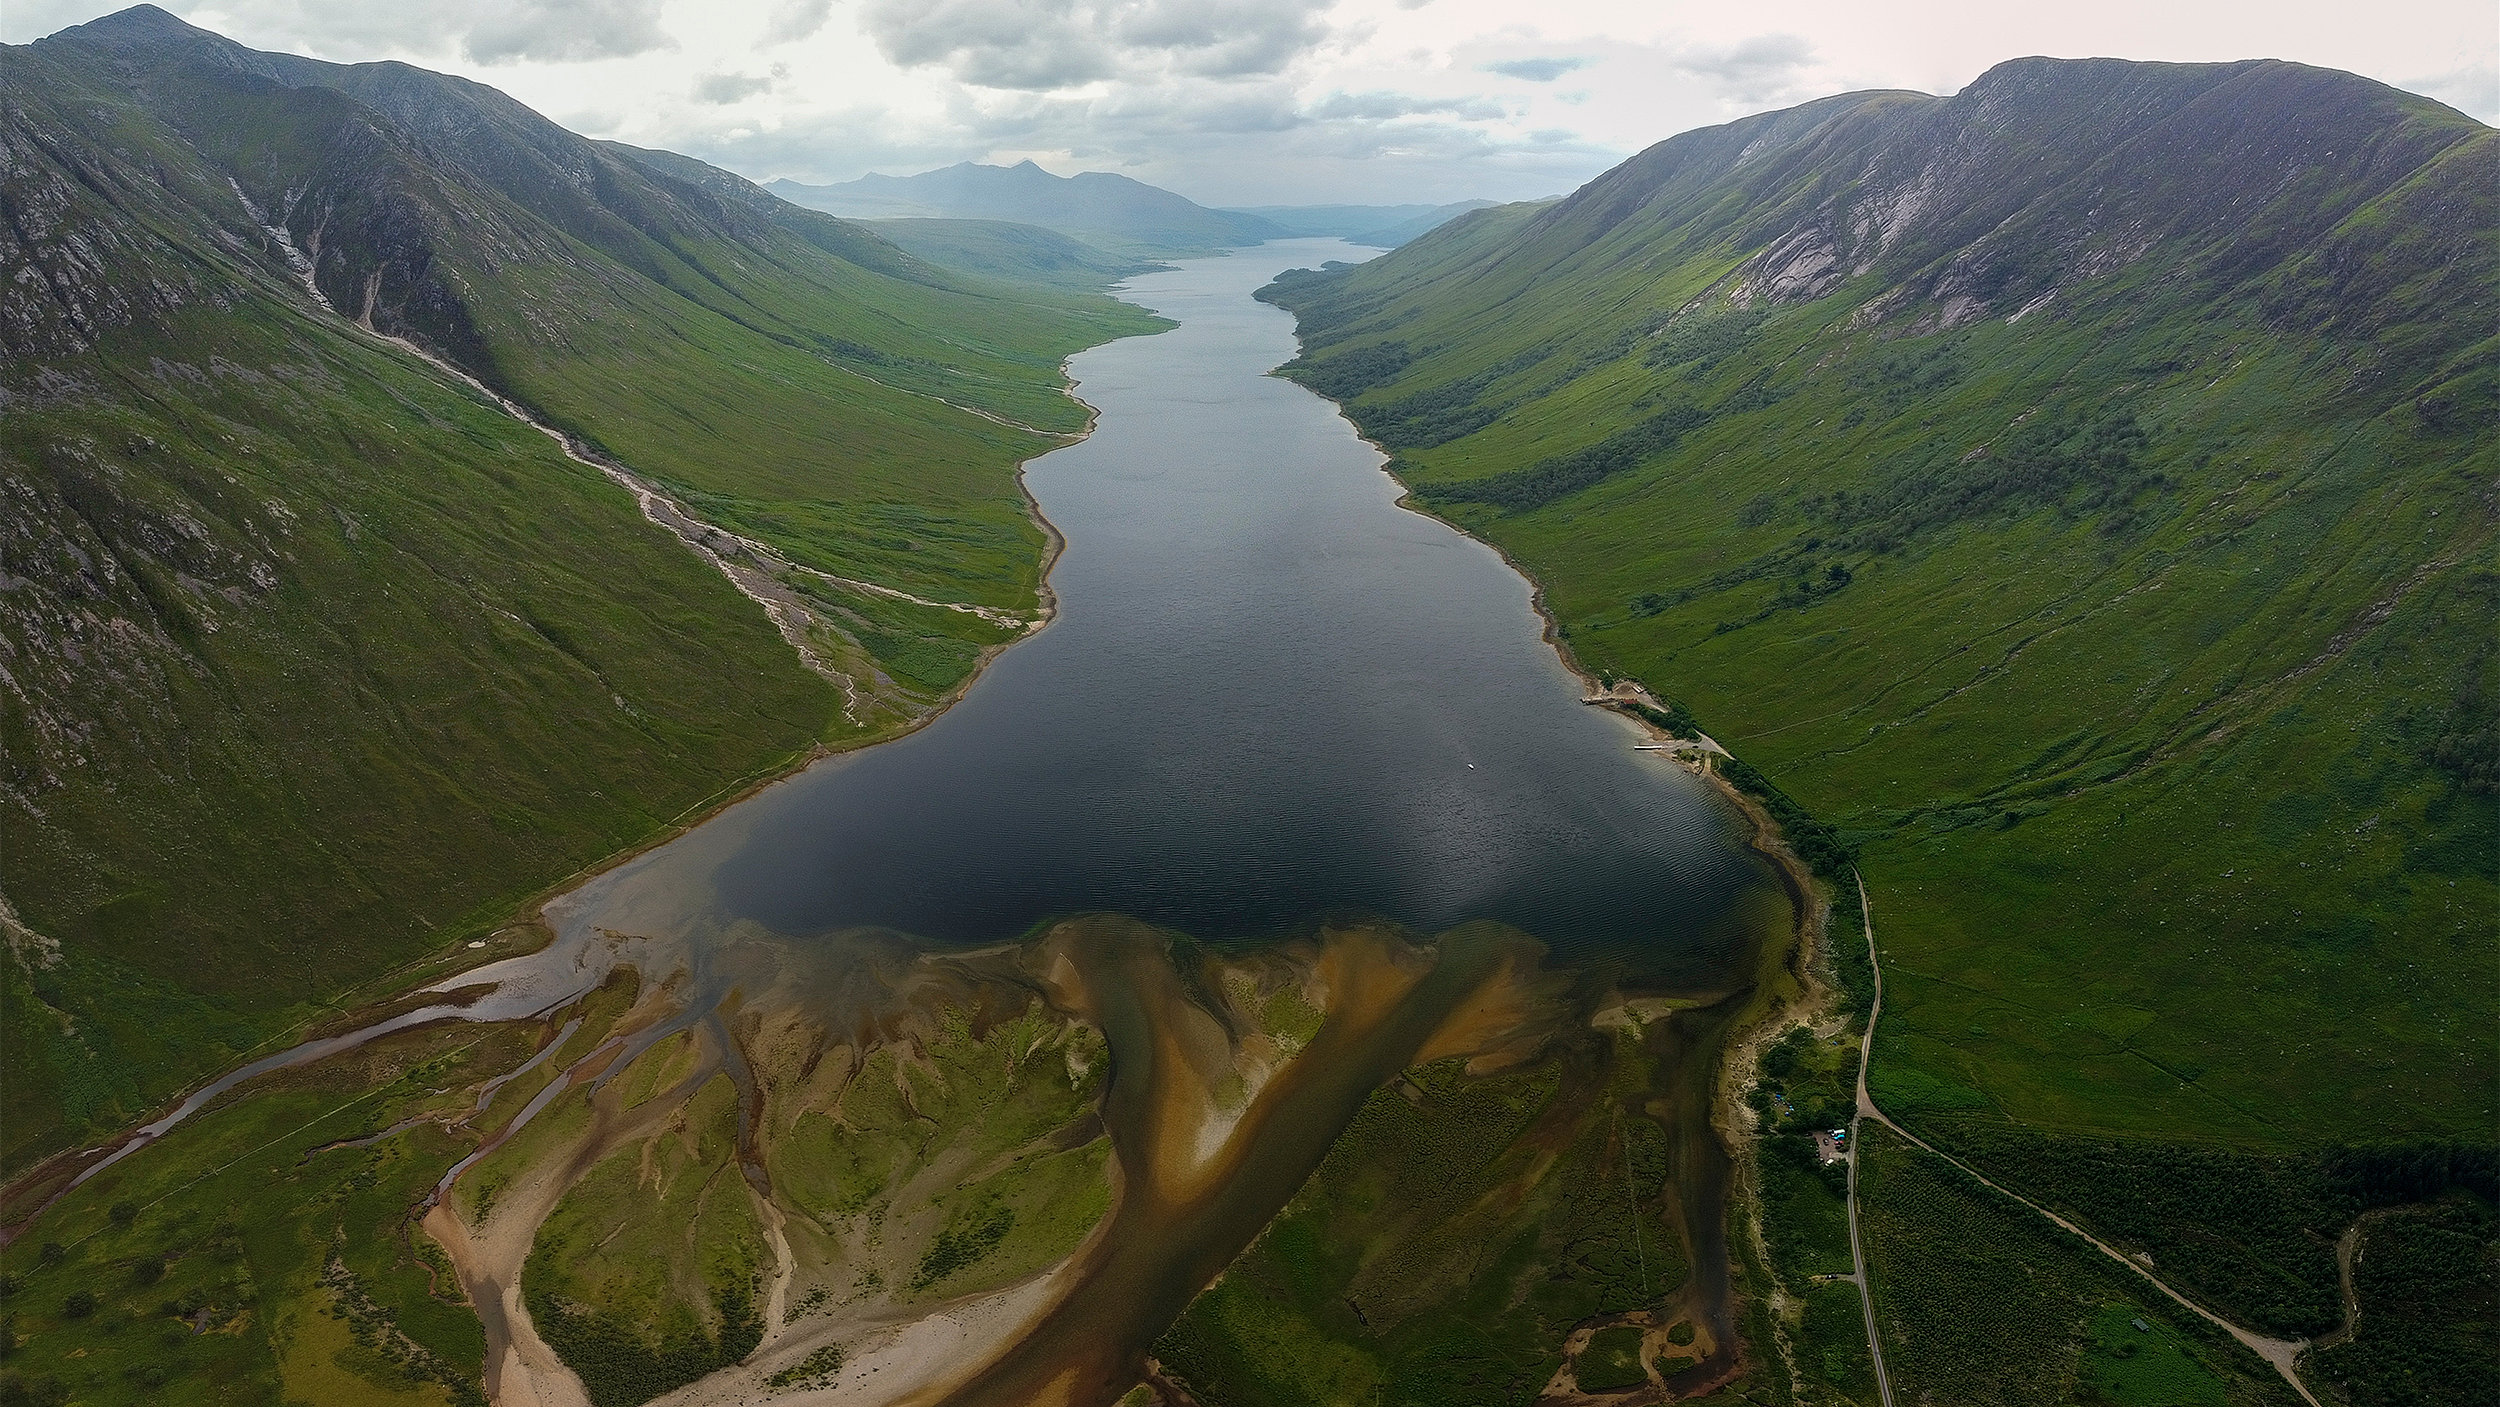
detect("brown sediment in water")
[13,867,1799,1407]
[901,916,1567,1407]
[1365,421,1836,1398]
[412,907,1785,1407]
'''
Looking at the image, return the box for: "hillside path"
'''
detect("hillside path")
[1843,869,1898,1407]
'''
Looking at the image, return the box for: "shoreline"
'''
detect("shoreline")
[1317,369,1837,1392]
[0,342,1114,1230]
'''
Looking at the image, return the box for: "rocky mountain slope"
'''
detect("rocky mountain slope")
[0,5,1159,1173]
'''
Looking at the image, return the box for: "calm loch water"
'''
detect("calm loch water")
[559,239,1772,976]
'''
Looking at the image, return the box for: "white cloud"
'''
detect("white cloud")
[1308,89,1502,120]
[762,0,831,45]
[693,65,783,104]
[2405,57,2500,119]
[72,0,675,66]
[5,0,2490,205]
[1664,33,1815,104]
[858,0,1338,91]
[1483,56,1588,83]
[463,0,671,64]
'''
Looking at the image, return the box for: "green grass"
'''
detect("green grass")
[1929,1127,2352,1336]
[865,218,1163,292]
[1683,1212,1809,1407]
[0,1019,543,1405]
[1788,1281,1879,1405]
[523,1074,766,1407]
[0,299,834,1172]
[1577,1323,1648,1390]
[1258,85,2496,1405]
[1741,1023,1879,1403]
[765,1342,846,1390]
[2078,1302,2231,1406]
[787,574,1025,698]
[0,26,1164,1180]
[1289,285,2497,1148]
[1155,1033,1701,1406]
[1259,77,2496,1158]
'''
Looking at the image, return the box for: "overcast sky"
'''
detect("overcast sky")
[8,1,2494,204]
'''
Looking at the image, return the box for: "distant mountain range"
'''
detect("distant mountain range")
[769,161,1281,257]
[769,164,1497,260]
[1226,201,1502,247]
[864,218,1166,290]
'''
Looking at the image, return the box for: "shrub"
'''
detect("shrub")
[1417,403,1710,512]
[1576,1324,1649,1392]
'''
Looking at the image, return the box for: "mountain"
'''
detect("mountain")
[1225,200,1499,247]
[1261,57,2495,1397]
[768,161,1284,257]
[865,217,1165,290]
[1347,202,1507,248]
[0,5,1160,1172]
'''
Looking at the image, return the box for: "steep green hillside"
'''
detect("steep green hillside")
[0,7,1158,1175]
[41,9,1159,603]
[1263,58,2497,1158]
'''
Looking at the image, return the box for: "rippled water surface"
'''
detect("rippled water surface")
[561,239,1771,973]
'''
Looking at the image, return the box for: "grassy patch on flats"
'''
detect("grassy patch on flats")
[1576,1323,1649,1390]
[523,1072,767,1407]
[0,1018,549,1407]
[758,1004,1114,1314]
[2078,1302,2230,1407]
[1154,1034,1697,1407]
[1856,1124,2301,1406]
[765,1342,847,1390]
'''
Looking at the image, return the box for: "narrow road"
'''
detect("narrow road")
[1845,869,1898,1407]
[1845,870,2323,1407]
